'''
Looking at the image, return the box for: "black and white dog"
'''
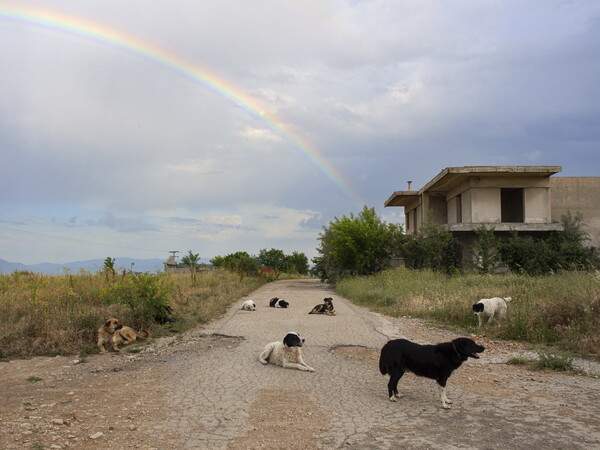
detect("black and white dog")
[379,337,485,409]
[259,332,315,372]
[472,297,512,327]
[269,297,289,308]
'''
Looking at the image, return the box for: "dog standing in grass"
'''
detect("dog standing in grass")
[472,297,512,327]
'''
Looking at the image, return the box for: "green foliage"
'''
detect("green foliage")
[498,213,599,275]
[402,215,458,274]
[257,248,286,271]
[102,272,172,326]
[237,253,260,279]
[314,206,404,283]
[534,351,574,372]
[285,251,309,275]
[335,267,600,357]
[507,357,529,366]
[181,250,201,284]
[103,257,116,282]
[471,225,500,273]
[211,251,253,270]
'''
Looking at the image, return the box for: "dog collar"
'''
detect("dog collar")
[451,341,460,357]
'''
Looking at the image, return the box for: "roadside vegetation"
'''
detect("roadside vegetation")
[0,270,264,358]
[336,268,600,358]
[0,246,311,359]
[317,207,599,359]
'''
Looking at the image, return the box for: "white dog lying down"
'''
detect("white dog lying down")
[472,297,512,327]
[259,332,315,372]
[241,299,256,311]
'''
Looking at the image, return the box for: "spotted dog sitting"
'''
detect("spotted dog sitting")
[309,297,336,316]
[259,332,315,372]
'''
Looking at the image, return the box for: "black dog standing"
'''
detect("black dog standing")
[379,337,485,408]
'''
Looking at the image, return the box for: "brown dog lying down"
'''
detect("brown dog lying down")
[97,317,150,353]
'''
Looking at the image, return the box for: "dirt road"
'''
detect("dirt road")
[1,279,599,449]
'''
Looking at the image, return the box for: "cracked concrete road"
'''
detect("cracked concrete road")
[2,278,599,449]
[154,279,600,449]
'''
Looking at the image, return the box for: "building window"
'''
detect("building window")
[501,188,524,222]
[456,194,462,223]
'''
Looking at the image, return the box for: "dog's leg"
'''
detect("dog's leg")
[477,314,483,327]
[258,346,273,365]
[283,361,314,372]
[388,369,404,401]
[298,357,315,372]
[438,384,452,409]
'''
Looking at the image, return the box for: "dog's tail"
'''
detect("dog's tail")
[379,346,389,375]
[136,329,150,339]
[503,297,513,302]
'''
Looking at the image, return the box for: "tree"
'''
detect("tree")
[210,252,259,280]
[285,251,309,275]
[181,250,201,284]
[401,214,458,274]
[257,248,287,272]
[314,206,404,283]
[103,257,116,282]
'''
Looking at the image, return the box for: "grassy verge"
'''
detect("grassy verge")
[336,267,600,359]
[0,270,264,358]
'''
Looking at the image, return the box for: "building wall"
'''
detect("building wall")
[462,189,473,223]
[551,177,600,247]
[447,196,458,223]
[471,188,501,222]
[524,187,551,223]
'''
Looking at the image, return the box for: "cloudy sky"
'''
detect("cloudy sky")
[1,0,599,265]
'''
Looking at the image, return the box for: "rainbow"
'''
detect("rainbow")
[0,4,364,206]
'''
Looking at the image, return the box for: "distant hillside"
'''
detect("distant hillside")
[0,258,168,275]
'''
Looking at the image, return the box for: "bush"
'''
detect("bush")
[402,216,458,275]
[102,272,172,326]
[314,206,405,283]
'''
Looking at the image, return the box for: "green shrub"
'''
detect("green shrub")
[534,351,574,372]
[314,206,405,283]
[102,272,172,326]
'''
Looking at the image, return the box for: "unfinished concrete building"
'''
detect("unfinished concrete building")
[385,166,600,265]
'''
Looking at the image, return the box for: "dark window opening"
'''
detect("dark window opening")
[501,188,524,222]
[456,194,462,223]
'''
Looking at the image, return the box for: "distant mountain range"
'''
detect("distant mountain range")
[0,257,170,275]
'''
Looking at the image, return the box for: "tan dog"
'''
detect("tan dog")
[97,318,150,353]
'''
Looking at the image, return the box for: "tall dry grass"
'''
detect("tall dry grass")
[336,267,600,358]
[0,270,264,358]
